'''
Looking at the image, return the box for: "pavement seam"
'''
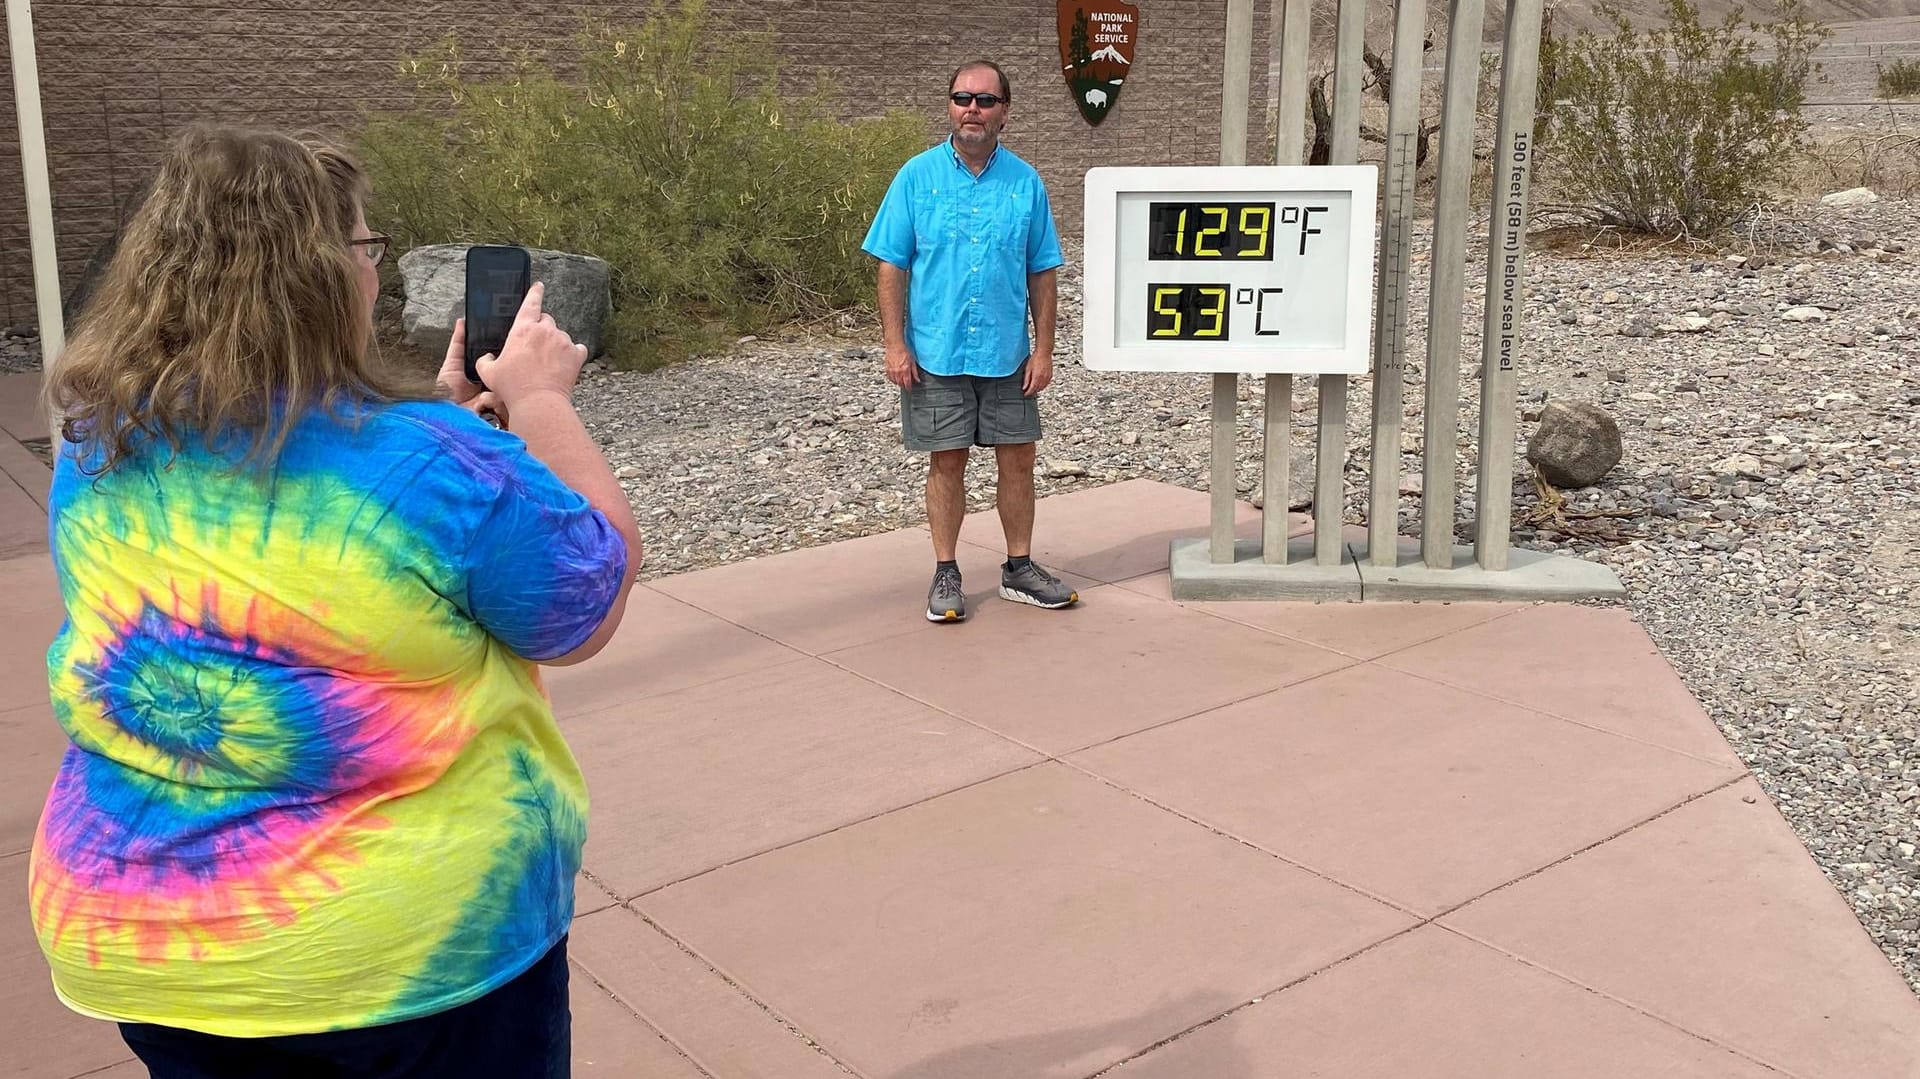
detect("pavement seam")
[1072,771,1771,1078]
[566,959,719,1079]
[1428,770,1753,918]
[552,650,816,724]
[1055,756,1425,916]
[1372,655,1751,769]
[64,1059,138,1079]
[622,758,1053,900]
[1428,923,1811,1079]
[605,903,869,1078]
[1105,566,1528,661]
[611,651,1368,900]
[1078,919,1436,1078]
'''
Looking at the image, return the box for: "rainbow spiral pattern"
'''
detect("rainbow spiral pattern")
[29,402,622,1036]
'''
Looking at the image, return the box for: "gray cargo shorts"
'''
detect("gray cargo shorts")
[900,363,1043,452]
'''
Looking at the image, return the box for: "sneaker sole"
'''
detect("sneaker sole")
[999,585,1079,609]
[927,608,967,623]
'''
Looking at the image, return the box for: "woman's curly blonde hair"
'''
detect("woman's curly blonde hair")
[44,124,424,472]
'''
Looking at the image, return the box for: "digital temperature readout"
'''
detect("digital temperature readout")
[1083,166,1377,374]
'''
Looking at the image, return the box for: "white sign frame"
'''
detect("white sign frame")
[1082,164,1378,374]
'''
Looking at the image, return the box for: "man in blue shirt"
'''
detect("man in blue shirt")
[861,59,1079,623]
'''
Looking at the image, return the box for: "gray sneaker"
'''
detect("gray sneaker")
[927,564,967,623]
[999,560,1079,609]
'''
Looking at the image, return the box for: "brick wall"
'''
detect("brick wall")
[0,1,1272,328]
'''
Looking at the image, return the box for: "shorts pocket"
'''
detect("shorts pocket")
[908,378,975,446]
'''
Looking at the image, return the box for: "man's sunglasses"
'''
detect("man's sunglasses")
[950,92,1004,108]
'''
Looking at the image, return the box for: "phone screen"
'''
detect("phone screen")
[464,246,532,385]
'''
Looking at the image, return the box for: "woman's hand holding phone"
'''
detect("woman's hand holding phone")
[437,318,510,428]
[473,283,589,411]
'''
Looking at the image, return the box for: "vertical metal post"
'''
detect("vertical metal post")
[1263,0,1310,562]
[7,0,66,440]
[1310,0,1366,567]
[1367,0,1428,568]
[1214,0,1256,563]
[1476,0,1544,570]
[1273,0,1310,164]
[1419,0,1488,566]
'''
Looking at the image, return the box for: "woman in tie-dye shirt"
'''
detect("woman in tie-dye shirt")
[30,125,641,1077]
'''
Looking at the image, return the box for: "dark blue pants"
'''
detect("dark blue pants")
[118,936,571,1078]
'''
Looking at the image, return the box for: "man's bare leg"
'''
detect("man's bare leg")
[928,448,970,561]
[994,441,1036,558]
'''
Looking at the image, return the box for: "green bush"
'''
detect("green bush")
[359,1,929,368]
[1879,60,1920,98]
[1538,0,1828,236]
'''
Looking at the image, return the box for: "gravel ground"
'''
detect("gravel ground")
[6,196,1916,993]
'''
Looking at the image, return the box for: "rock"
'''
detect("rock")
[1820,187,1879,207]
[1043,458,1088,478]
[1757,343,1778,357]
[1526,401,1623,489]
[1782,306,1827,322]
[399,244,613,360]
[1715,453,1764,477]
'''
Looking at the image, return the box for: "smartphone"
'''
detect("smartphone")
[463,245,533,386]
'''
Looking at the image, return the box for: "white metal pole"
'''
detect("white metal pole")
[1476,0,1545,570]
[1214,0,1255,564]
[1262,0,1310,563]
[6,0,64,434]
[1367,0,1429,569]
[1420,0,1489,567]
[1315,0,1366,567]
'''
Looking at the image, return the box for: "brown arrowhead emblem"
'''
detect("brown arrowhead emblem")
[1058,0,1139,126]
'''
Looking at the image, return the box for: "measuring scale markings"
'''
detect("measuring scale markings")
[1376,131,1416,376]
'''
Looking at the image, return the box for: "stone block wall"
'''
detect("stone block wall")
[0,0,1275,326]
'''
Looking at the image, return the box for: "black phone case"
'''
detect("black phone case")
[463,246,533,385]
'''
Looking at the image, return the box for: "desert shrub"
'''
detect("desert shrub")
[1802,128,1920,196]
[359,1,929,368]
[1879,60,1920,99]
[1537,0,1828,236]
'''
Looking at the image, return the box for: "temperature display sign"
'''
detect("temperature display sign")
[1083,165,1378,373]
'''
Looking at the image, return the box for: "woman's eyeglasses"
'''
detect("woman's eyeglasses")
[349,234,391,267]
[950,92,1003,108]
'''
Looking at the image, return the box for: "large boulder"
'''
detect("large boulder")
[1526,400,1622,489]
[399,244,612,360]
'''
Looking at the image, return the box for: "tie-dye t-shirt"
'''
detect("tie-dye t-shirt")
[28,399,627,1037]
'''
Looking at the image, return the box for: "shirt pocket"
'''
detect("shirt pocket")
[994,189,1032,251]
[914,186,958,247]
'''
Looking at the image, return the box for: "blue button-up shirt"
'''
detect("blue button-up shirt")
[861,140,1064,378]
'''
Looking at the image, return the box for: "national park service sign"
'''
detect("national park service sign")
[1058,0,1138,126]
